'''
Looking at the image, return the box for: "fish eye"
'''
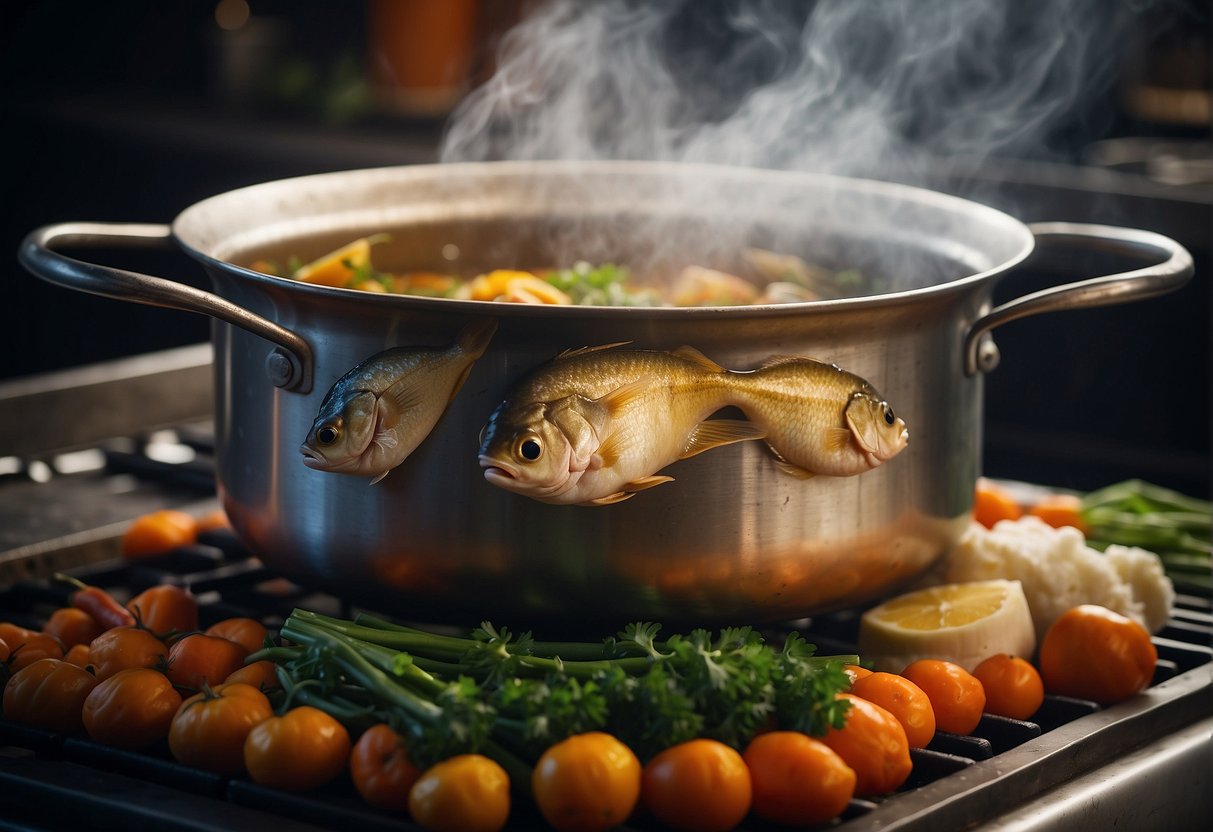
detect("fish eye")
[317,425,340,445]
[516,435,543,462]
[882,405,896,426]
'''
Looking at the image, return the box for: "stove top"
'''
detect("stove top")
[1,347,1210,831]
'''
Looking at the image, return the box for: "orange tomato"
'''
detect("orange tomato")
[408,754,511,832]
[224,660,282,691]
[43,607,103,648]
[349,723,423,812]
[121,510,198,558]
[972,654,1045,720]
[0,623,64,671]
[195,508,230,532]
[244,706,351,792]
[849,671,937,748]
[89,626,168,681]
[973,479,1022,529]
[902,659,987,735]
[821,693,912,797]
[169,683,274,774]
[82,668,182,749]
[532,732,641,832]
[205,618,268,655]
[63,643,92,669]
[743,731,856,826]
[1038,605,1157,705]
[2,658,99,732]
[641,738,752,832]
[167,633,250,691]
[126,584,199,636]
[844,664,873,685]
[1026,493,1088,534]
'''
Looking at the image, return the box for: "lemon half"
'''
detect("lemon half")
[858,579,1036,673]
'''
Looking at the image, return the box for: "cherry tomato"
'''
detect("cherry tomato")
[532,732,641,832]
[205,617,268,655]
[2,658,99,732]
[821,693,912,796]
[844,664,873,685]
[121,510,198,558]
[42,607,103,648]
[126,584,199,636]
[167,633,249,691]
[641,738,752,832]
[224,659,282,692]
[972,654,1044,720]
[63,643,92,669]
[169,682,273,774]
[902,659,987,735]
[743,730,856,826]
[349,723,423,812]
[408,754,511,832]
[89,626,168,681]
[849,671,936,749]
[1039,605,1157,705]
[244,706,351,792]
[0,623,65,671]
[82,668,182,749]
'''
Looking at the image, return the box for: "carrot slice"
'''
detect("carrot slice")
[1027,493,1088,534]
[973,479,1023,529]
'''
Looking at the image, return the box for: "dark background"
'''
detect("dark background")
[2,0,1209,497]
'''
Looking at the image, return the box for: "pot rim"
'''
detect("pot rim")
[172,159,1036,318]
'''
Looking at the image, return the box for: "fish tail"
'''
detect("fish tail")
[457,317,499,359]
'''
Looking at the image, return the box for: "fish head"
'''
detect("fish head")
[478,397,603,500]
[844,391,909,466]
[300,390,378,473]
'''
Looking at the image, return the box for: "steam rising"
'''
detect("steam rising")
[441,0,1136,177]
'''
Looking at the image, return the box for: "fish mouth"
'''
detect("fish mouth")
[300,445,326,469]
[479,455,518,481]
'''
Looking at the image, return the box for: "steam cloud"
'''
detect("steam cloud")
[440,0,1142,178]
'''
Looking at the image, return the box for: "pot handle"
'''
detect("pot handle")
[964,222,1194,376]
[18,222,312,393]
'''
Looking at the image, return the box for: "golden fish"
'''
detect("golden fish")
[477,344,907,506]
[301,318,497,483]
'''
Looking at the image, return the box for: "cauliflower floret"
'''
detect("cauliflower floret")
[1105,544,1175,634]
[937,516,1172,640]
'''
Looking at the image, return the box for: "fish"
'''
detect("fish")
[301,318,497,483]
[476,343,908,506]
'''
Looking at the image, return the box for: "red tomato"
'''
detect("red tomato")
[349,723,423,812]
[1039,605,1157,705]
[166,633,249,691]
[743,731,856,826]
[82,668,182,749]
[821,693,912,797]
[532,732,641,832]
[2,658,99,732]
[243,706,351,792]
[169,683,274,774]
[641,739,752,832]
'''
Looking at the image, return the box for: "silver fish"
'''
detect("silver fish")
[301,318,497,483]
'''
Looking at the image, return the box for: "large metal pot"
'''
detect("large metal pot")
[19,161,1192,624]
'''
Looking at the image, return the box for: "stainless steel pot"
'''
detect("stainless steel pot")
[19,161,1193,624]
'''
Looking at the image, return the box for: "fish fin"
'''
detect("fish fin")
[624,474,675,492]
[758,354,821,369]
[584,491,636,506]
[774,459,817,480]
[680,419,767,459]
[447,364,474,405]
[596,428,631,469]
[825,426,853,451]
[457,318,498,359]
[368,469,391,485]
[382,375,429,422]
[558,341,633,360]
[596,377,651,415]
[671,345,726,373]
